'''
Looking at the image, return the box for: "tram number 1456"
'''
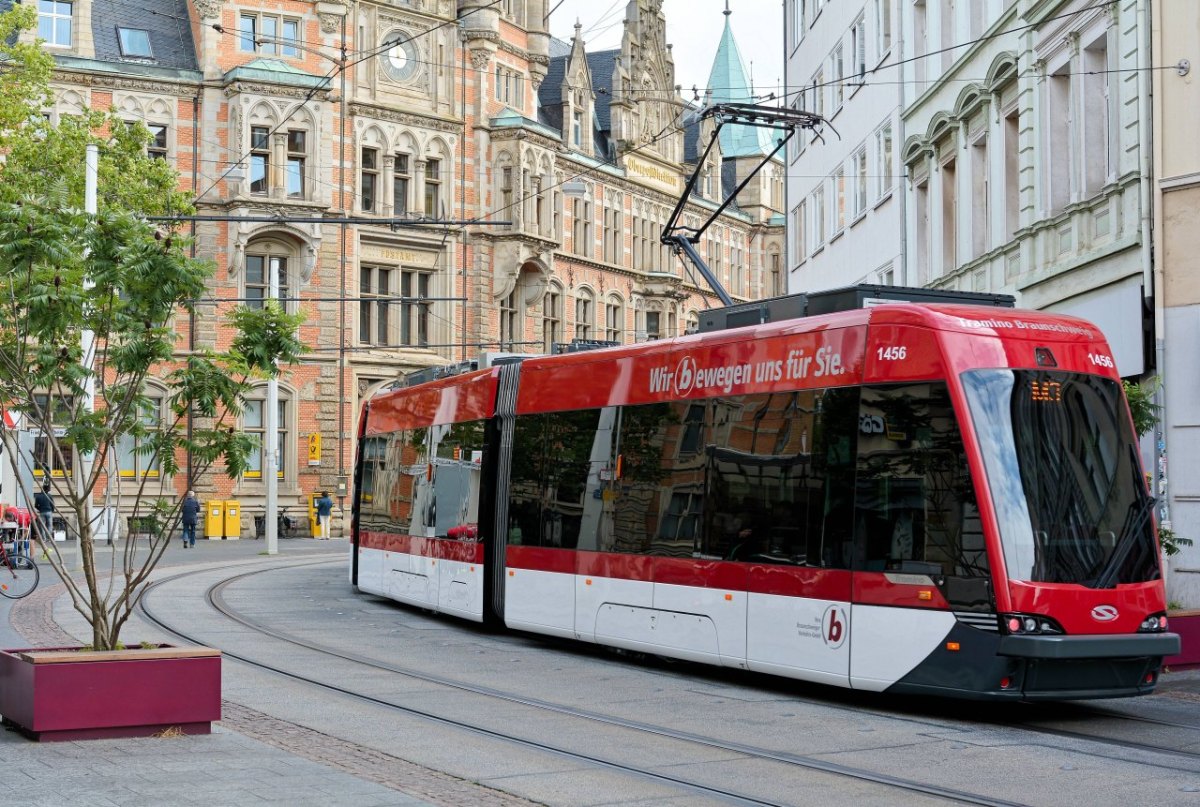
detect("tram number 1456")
[877,346,908,361]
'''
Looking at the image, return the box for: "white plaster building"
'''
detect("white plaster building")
[786,2,1185,591]
[785,0,904,293]
[900,0,1150,379]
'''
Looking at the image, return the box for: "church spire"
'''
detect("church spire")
[705,2,776,157]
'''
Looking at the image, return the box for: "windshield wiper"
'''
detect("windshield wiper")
[1092,495,1156,589]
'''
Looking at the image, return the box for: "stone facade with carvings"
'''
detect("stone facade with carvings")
[23,0,782,532]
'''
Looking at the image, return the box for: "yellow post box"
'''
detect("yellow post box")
[205,501,224,540]
[308,493,319,537]
[223,499,241,540]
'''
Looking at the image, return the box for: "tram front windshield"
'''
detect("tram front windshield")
[962,369,1158,588]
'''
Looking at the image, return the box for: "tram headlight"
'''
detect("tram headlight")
[1001,613,1064,635]
[1139,613,1168,633]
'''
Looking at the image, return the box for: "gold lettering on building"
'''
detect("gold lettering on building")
[624,154,682,193]
[359,244,438,266]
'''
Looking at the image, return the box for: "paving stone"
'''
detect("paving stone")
[0,543,517,807]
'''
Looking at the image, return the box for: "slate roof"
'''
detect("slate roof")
[538,55,567,109]
[683,114,701,163]
[540,48,620,135]
[1,0,16,46]
[4,0,197,70]
[91,0,197,71]
[548,36,571,58]
[538,47,619,161]
[585,49,620,131]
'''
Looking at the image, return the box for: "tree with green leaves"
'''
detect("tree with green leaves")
[0,7,306,650]
[1123,378,1192,558]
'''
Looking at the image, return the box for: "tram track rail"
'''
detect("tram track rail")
[137,561,1031,807]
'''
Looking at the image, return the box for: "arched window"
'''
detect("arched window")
[244,237,298,312]
[643,305,662,341]
[542,282,563,353]
[246,106,313,201]
[499,288,520,350]
[242,385,295,483]
[116,387,166,479]
[574,288,594,340]
[604,295,624,344]
[32,392,73,479]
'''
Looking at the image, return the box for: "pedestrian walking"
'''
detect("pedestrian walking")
[33,482,53,555]
[315,491,334,540]
[181,490,200,548]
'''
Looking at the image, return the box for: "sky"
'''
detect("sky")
[546,0,785,103]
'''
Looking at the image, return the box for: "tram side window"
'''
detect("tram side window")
[854,383,990,585]
[599,401,705,557]
[508,409,604,548]
[359,428,424,536]
[358,436,387,511]
[702,388,858,569]
[428,420,486,539]
[357,421,486,539]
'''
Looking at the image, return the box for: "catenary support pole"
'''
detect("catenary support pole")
[265,256,280,556]
[77,143,99,572]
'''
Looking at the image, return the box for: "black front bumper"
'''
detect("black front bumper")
[998,633,1180,660]
[887,625,1180,701]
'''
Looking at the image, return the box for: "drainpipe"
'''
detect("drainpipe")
[188,92,199,489]
[782,0,789,278]
[1136,0,1164,529]
[461,19,469,361]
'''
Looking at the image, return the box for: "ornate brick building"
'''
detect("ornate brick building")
[15,0,783,531]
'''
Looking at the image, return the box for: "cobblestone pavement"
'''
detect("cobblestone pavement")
[6,540,1200,807]
[0,541,542,807]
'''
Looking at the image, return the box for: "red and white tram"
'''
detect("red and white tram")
[351,297,1179,700]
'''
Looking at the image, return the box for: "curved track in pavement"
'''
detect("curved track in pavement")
[137,560,1200,803]
[138,561,1032,807]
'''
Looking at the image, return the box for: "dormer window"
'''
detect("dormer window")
[117,27,153,58]
[572,111,582,147]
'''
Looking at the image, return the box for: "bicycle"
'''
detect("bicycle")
[253,507,299,539]
[0,538,39,599]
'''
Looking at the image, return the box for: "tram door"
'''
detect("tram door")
[719,388,857,686]
[848,383,985,691]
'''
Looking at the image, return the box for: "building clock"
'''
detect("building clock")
[380,32,419,82]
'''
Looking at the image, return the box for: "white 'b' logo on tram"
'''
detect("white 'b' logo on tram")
[1091,604,1118,622]
[823,605,847,648]
[674,356,697,395]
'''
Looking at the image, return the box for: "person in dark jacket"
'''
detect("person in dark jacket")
[315,492,334,539]
[33,482,53,553]
[181,490,200,548]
